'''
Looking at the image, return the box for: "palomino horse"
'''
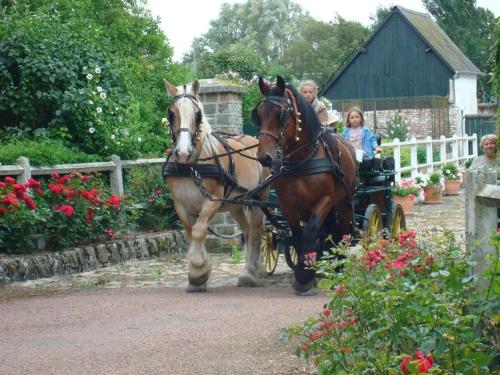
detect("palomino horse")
[253,76,357,295]
[163,79,269,292]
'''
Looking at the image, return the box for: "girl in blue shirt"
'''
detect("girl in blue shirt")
[342,107,381,157]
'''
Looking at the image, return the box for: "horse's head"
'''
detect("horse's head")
[253,76,302,167]
[164,79,206,164]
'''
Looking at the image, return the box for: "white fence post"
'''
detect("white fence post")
[110,155,124,196]
[425,136,433,174]
[450,135,458,164]
[393,138,401,180]
[409,137,418,177]
[16,156,31,184]
[472,133,478,157]
[439,135,447,166]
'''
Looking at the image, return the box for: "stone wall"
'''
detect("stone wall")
[198,79,247,250]
[0,231,186,284]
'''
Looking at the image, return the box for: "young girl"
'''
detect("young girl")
[342,107,381,158]
[299,80,328,125]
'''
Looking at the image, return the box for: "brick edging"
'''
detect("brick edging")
[0,230,187,284]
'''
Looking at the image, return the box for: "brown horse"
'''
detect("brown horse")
[254,76,357,295]
[163,79,269,292]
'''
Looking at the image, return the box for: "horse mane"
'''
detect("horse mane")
[266,84,323,139]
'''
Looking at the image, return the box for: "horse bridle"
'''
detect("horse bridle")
[168,92,203,147]
[252,89,305,162]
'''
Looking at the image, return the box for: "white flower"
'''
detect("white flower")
[88,127,95,134]
[100,93,107,100]
[96,86,103,92]
[161,117,168,124]
[122,129,129,136]
[95,67,101,74]
[110,135,115,140]
[88,100,93,105]
[86,74,93,80]
[96,107,102,113]
[137,137,142,142]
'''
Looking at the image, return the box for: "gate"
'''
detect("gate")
[464,115,497,155]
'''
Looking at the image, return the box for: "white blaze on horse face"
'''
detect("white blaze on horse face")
[175,98,197,164]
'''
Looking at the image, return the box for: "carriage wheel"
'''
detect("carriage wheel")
[388,204,406,239]
[362,204,383,240]
[284,246,298,270]
[261,230,279,276]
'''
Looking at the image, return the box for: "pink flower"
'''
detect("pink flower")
[49,184,63,195]
[5,176,16,184]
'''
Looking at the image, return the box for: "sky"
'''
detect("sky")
[146,0,500,62]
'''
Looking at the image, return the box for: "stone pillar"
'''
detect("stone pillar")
[465,168,499,290]
[198,79,246,134]
[197,79,247,250]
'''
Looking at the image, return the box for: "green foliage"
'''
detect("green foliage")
[197,45,264,81]
[185,0,369,86]
[385,112,409,141]
[0,0,176,158]
[423,0,496,100]
[441,162,460,181]
[231,245,242,264]
[285,231,498,373]
[124,166,179,231]
[0,138,100,165]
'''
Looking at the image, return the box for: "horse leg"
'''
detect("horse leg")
[173,200,194,245]
[295,197,334,296]
[186,200,221,292]
[230,206,264,287]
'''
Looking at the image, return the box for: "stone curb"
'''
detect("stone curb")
[0,231,187,284]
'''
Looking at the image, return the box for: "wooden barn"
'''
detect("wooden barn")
[319,6,481,139]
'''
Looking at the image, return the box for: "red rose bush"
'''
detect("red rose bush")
[0,173,123,253]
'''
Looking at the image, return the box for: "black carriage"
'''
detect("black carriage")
[260,154,407,275]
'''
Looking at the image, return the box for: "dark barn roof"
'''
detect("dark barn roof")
[320,6,482,99]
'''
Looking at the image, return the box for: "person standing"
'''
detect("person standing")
[470,134,499,174]
[299,80,328,125]
[341,107,381,158]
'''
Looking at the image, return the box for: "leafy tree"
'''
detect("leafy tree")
[423,0,496,101]
[0,0,180,158]
[282,16,368,85]
[368,5,392,31]
[197,45,264,80]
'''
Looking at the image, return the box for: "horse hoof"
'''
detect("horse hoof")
[295,288,317,296]
[188,272,210,288]
[237,270,262,287]
[186,283,207,293]
[293,278,316,296]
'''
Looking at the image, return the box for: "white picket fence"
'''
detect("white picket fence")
[380,133,478,179]
[0,134,478,193]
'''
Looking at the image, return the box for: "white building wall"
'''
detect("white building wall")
[453,74,478,115]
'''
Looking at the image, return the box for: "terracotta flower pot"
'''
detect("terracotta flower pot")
[392,195,415,215]
[444,180,461,195]
[423,185,442,204]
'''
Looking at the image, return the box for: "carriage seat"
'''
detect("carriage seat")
[359,156,395,186]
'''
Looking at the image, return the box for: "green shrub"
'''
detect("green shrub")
[0,138,100,165]
[124,166,179,231]
[285,231,498,373]
[0,173,124,253]
[385,111,409,141]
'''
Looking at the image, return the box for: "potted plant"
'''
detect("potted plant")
[442,163,462,195]
[392,178,422,215]
[416,172,443,204]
